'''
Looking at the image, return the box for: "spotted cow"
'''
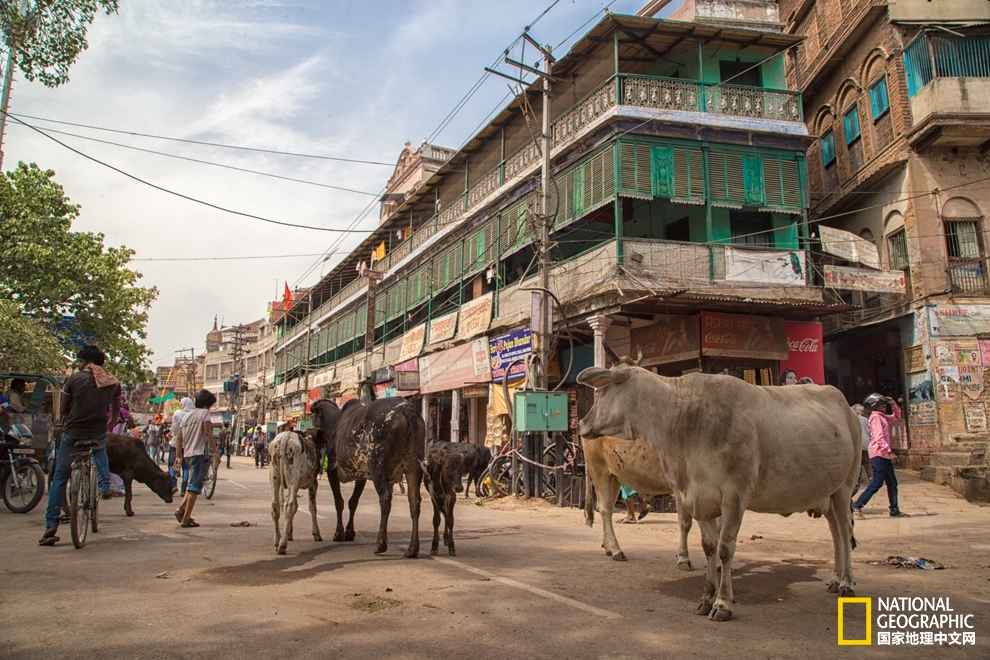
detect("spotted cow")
[269,429,326,555]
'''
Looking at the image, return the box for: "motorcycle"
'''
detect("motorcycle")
[1,423,46,513]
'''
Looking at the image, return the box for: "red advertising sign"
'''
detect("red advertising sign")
[700,312,788,360]
[630,316,701,366]
[779,322,824,385]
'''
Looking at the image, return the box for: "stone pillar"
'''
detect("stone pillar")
[468,397,478,445]
[450,388,461,443]
[588,314,613,368]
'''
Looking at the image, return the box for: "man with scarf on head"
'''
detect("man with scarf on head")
[168,397,194,494]
[39,345,120,546]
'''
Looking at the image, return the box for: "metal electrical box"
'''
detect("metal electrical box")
[513,391,569,432]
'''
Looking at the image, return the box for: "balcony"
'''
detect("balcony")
[494,238,820,328]
[904,33,990,148]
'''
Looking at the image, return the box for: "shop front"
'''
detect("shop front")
[630,312,819,386]
[418,338,491,444]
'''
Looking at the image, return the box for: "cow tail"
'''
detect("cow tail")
[584,474,596,528]
[403,404,427,461]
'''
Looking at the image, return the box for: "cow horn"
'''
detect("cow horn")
[635,345,644,366]
[602,340,621,366]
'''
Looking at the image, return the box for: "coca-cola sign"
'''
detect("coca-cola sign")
[705,332,739,345]
[779,322,824,385]
[787,337,821,353]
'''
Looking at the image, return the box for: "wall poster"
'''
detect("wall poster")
[904,345,925,373]
[964,402,987,433]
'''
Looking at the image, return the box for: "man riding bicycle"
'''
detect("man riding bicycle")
[40,345,120,546]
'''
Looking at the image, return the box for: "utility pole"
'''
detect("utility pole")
[0,42,16,170]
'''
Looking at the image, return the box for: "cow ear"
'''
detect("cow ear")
[577,367,614,389]
[612,367,630,384]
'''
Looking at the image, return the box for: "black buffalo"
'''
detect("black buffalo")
[106,433,174,516]
[311,397,426,558]
[425,447,464,556]
[431,441,492,498]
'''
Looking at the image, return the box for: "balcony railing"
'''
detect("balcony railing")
[905,33,990,97]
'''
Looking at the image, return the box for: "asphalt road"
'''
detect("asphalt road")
[2,456,988,659]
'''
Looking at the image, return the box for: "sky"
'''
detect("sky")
[5,0,674,372]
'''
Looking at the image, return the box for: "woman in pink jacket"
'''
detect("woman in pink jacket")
[852,393,907,518]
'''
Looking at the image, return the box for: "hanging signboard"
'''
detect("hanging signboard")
[457,293,494,341]
[778,322,824,385]
[395,370,420,391]
[419,338,491,394]
[958,365,985,400]
[399,324,426,362]
[822,265,906,293]
[725,248,806,286]
[929,305,990,337]
[629,316,701,367]
[489,328,533,384]
[700,312,788,360]
[428,311,458,344]
[337,365,360,391]
[818,225,881,270]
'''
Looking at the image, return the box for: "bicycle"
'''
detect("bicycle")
[68,440,101,548]
[202,455,218,500]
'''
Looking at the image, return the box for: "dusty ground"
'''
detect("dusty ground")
[1,456,988,659]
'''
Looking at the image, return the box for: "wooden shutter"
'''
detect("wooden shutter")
[781,160,801,209]
[709,152,727,201]
[619,142,651,196]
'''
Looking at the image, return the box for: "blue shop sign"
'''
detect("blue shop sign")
[489,328,532,384]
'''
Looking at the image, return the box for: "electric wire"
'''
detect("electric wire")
[9,122,380,196]
[10,112,394,166]
[132,253,327,262]
[2,111,376,234]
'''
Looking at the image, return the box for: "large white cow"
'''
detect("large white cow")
[269,430,325,555]
[577,358,860,622]
[583,435,695,570]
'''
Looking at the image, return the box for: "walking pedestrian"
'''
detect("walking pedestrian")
[173,389,220,528]
[850,404,873,497]
[253,427,267,468]
[218,421,233,469]
[169,397,193,494]
[39,345,120,546]
[146,422,161,462]
[852,393,908,519]
[617,484,651,523]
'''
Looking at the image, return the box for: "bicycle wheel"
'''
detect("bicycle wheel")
[488,455,522,497]
[203,459,218,500]
[69,463,90,548]
[90,466,100,533]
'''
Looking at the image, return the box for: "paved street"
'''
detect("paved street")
[2,458,988,659]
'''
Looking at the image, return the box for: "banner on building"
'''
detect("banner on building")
[489,328,533,384]
[629,316,701,366]
[958,365,985,400]
[310,367,335,388]
[822,265,906,293]
[778,322,824,385]
[418,338,491,394]
[428,311,458,344]
[929,305,990,337]
[399,324,426,362]
[700,312,788,360]
[818,225,881,269]
[457,293,493,341]
[724,248,806,286]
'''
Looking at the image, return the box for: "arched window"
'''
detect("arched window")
[864,56,895,152]
[941,197,987,292]
[885,211,908,270]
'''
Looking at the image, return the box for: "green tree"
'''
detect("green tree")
[0,0,119,87]
[0,299,65,373]
[0,162,157,386]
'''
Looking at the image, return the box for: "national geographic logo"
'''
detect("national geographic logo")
[838,597,977,646]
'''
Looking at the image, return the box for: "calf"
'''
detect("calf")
[270,429,325,555]
[106,433,173,516]
[431,441,492,498]
[425,448,465,556]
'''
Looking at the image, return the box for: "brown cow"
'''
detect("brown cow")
[425,448,465,556]
[583,435,694,569]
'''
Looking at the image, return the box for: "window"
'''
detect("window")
[719,60,762,88]
[821,131,836,165]
[730,211,774,247]
[843,105,861,144]
[665,216,690,242]
[887,230,908,270]
[869,76,889,118]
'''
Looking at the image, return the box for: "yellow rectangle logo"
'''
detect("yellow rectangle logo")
[838,598,872,645]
